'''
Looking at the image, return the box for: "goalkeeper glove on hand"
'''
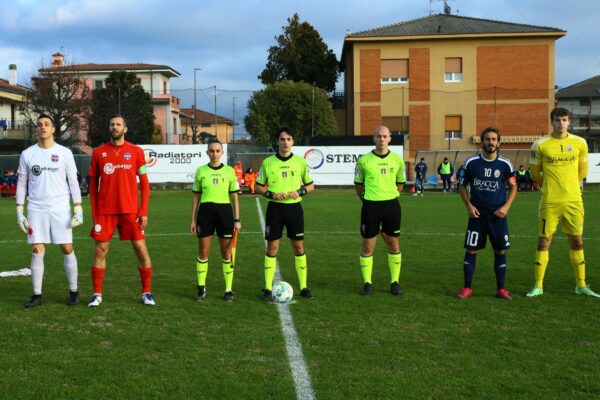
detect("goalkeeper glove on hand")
[16,205,30,234]
[71,205,84,228]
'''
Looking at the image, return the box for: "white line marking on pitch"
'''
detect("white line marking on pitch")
[255,198,316,400]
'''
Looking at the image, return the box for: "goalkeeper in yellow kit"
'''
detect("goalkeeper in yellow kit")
[527,108,599,297]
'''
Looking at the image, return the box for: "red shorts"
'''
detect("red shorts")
[90,213,145,242]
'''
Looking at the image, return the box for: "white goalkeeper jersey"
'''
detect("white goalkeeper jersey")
[17,143,81,211]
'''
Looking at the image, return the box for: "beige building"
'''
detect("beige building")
[180,106,237,144]
[44,53,181,151]
[340,13,566,162]
[0,64,30,142]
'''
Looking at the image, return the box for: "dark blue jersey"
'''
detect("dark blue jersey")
[415,162,427,179]
[461,154,514,213]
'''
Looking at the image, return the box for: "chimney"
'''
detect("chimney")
[52,52,65,67]
[8,64,17,85]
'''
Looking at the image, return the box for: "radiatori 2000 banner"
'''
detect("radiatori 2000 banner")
[139,144,227,183]
[587,153,600,184]
[294,146,404,185]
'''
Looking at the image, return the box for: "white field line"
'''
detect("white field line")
[255,198,316,400]
[0,231,597,244]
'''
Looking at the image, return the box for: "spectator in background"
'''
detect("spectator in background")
[234,161,244,194]
[244,167,257,194]
[414,158,427,196]
[515,165,530,191]
[438,158,454,192]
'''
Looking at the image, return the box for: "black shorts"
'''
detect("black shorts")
[196,203,234,238]
[360,199,401,238]
[265,202,304,241]
[464,213,510,251]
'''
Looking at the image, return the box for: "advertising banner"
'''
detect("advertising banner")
[587,153,600,183]
[293,146,404,185]
[138,144,227,183]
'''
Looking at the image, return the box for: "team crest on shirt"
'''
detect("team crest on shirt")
[567,145,573,152]
[51,154,59,163]
[124,152,131,160]
[494,169,500,178]
[530,150,536,158]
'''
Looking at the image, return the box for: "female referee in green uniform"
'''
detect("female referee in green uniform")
[190,141,241,301]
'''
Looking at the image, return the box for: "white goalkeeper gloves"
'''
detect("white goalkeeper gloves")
[16,205,30,234]
[71,205,84,228]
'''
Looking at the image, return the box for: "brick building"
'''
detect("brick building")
[339,12,566,162]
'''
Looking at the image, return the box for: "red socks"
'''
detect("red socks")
[91,267,105,294]
[139,267,153,294]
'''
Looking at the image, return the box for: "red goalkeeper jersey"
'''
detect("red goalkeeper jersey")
[90,141,147,215]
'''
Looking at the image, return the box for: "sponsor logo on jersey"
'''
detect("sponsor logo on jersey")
[102,152,107,157]
[304,148,325,170]
[547,155,576,164]
[103,163,133,175]
[51,154,59,163]
[32,165,59,176]
[124,152,131,160]
[472,177,499,192]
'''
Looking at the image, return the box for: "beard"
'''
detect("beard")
[483,144,497,154]
[111,129,125,141]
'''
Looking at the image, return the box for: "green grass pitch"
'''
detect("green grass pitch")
[1,188,600,399]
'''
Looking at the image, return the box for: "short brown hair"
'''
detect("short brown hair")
[109,114,127,127]
[550,107,570,121]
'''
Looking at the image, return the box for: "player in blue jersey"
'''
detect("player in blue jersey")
[457,127,517,300]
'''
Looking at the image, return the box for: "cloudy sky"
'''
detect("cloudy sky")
[2,0,598,127]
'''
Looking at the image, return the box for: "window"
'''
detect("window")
[445,115,462,139]
[381,59,408,84]
[95,80,103,90]
[580,98,591,107]
[444,57,462,82]
[382,116,409,135]
[163,81,168,94]
[200,122,211,128]
[173,117,177,134]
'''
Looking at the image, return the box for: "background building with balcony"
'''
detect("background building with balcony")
[0,64,34,152]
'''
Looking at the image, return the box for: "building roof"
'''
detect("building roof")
[556,75,600,99]
[347,13,565,38]
[41,63,181,78]
[180,107,235,125]
[0,78,29,96]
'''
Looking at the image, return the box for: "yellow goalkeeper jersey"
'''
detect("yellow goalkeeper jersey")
[529,132,588,203]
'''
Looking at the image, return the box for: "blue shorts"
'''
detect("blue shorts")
[464,213,510,251]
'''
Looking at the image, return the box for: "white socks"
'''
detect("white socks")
[63,251,78,292]
[31,253,45,295]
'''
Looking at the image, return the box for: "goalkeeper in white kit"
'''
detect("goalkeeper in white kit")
[16,115,84,308]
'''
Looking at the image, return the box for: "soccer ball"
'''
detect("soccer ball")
[272,281,293,303]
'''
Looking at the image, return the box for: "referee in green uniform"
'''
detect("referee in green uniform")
[354,126,406,296]
[256,128,315,300]
[190,140,241,301]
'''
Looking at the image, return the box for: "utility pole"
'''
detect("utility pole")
[232,96,237,142]
[193,68,201,144]
[214,86,218,140]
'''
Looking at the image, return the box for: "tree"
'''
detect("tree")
[23,65,92,147]
[245,80,337,144]
[259,13,340,93]
[88,71,154,147]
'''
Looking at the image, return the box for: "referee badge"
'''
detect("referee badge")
[213,178,219,184]
[381,169,386,175]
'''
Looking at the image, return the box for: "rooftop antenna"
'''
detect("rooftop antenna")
[429,0,454,15]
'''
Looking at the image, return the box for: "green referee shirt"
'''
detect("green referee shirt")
[354,150,406,201]
[256,153,313,204]
[192,163,239,204]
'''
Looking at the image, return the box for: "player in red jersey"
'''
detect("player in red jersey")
[87,115,154,307]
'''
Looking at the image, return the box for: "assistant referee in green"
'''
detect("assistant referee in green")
[256,127,315,300]
[354,126,406,296]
